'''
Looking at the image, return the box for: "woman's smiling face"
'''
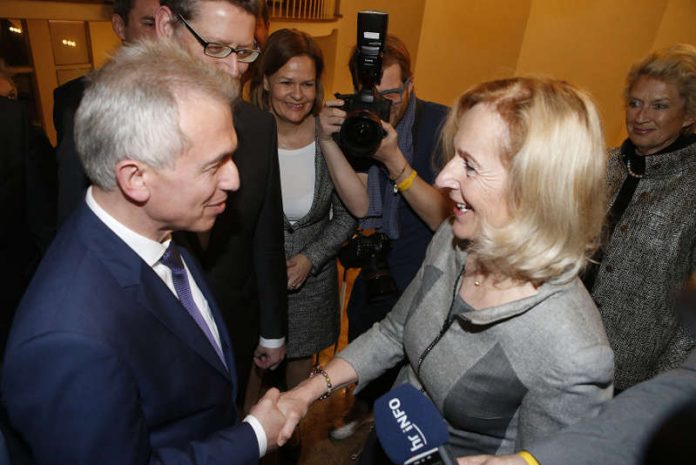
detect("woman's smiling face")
[265,55,317,125]
[435,103,512,242]
[625,75,695,155]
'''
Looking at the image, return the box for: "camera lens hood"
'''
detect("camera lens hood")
[339,109,385,158]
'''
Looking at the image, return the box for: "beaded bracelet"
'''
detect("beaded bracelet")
[309,366,333,400]
[394,169,418,193]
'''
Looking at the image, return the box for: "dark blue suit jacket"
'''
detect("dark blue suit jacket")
[1,202,258,465]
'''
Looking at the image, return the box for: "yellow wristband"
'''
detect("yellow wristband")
[394,169,418,193]
[517,451,540,465]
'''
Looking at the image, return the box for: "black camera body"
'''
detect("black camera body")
[339,232,397,301]
[334,11,391,159]
[335,92,391,159]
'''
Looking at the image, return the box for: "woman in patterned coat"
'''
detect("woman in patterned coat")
[250,29,363,388]
[584,44,696,392]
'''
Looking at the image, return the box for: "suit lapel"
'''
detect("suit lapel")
[79,204,232,381]
[181,247,238,388]
[135,268,232,380]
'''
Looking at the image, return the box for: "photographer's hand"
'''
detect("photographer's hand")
[373,121,403,173]
[316,99,369,217]
[318,99,346,141]
[374,121,450,231]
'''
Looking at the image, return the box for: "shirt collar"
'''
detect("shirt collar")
[85,186,170,267]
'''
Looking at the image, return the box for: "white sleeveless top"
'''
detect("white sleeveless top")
[278,141,316,224]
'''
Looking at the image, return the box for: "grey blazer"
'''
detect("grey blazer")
[283,136,356,357]
[339,223,613,455]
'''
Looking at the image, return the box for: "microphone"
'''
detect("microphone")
[374,383,457,465]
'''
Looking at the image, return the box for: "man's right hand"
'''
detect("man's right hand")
[249,388,289,450]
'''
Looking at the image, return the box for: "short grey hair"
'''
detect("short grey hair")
[75,38,238,190]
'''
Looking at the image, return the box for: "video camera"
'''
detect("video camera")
[334,11,391,159]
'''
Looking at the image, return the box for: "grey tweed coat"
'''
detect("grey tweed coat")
[283,137,356,358]
[593,140,696,390]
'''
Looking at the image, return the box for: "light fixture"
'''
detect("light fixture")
[9,26,22,34]
[61,39,77,47]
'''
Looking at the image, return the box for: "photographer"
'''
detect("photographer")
[321,34,450,438]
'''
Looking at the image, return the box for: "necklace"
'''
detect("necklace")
[626,158,644,178]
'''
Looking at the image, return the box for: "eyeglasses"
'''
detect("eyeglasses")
[377,78,412,103]
[176,13,260,63]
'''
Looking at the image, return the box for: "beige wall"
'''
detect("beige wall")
[3,0,696,148]
[414,0,696,147]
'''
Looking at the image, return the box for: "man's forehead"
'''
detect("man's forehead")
[377,62,405,87]
[188,1,256,42]
[131,0,159,15]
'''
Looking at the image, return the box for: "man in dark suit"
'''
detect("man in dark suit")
[2,39,290,465]
[53,0,160,222]
[157,0,287,402]
[0,96,56,357]
[55,0,288,405]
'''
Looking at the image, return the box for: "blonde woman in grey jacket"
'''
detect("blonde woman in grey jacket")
[278,77,614,457]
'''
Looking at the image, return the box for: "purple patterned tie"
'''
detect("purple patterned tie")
[160,242,227,368]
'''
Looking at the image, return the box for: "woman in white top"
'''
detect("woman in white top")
[250,29,365,388]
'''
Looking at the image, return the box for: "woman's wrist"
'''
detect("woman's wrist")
[292,371,332,404]
[309,366,333,400]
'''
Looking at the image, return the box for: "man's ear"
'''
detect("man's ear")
[115,159,151,204]
[111,13,127,42]
[155,5,175,39]
[406,76,415,93]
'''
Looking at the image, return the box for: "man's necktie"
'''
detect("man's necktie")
[160,242,227,368]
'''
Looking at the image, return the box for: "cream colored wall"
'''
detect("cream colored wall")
[88,21,121,69]
[4,0,696,147]
[414,0,696,148]
[415,0,531,106]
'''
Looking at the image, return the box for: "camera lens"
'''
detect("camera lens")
[339,109,384,158]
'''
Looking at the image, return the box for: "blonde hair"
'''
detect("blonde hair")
[625,43,696,133]
[441,77,607,284]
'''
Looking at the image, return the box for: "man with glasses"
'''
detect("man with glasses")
[326,35,450,440]
[156,0,287,407]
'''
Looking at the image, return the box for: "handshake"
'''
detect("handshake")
[248,387,313,451]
